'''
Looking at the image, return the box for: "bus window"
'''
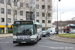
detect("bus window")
[13,25,33,35]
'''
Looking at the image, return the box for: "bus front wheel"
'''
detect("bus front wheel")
[34,37,38,44]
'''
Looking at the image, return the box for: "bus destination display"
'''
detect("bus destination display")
[14,21,33,24]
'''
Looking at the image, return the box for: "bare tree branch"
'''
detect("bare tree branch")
[16,0,26,10]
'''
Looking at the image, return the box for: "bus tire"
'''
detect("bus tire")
[39,37,42,40]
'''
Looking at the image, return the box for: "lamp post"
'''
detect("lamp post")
[56,0,61,34]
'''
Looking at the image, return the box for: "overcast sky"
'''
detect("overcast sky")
[52,0,75,23]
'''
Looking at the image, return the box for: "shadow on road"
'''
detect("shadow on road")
[14,43,36,47]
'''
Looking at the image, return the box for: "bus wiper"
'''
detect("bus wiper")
[16,33,21,35]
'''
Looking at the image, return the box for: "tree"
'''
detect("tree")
[43,1,52,30]
[9,0,26,22]
[6,0,26,33]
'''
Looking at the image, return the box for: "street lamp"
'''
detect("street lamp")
[56,0,61,34]
[60,12,64,21]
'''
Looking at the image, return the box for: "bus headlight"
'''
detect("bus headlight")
[13,39,16,41]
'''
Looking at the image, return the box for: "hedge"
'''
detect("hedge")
[8,29,13,33]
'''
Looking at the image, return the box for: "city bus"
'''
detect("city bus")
[13,20,42,44]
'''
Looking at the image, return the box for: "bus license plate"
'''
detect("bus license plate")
[21,41,26,43]
[17,36,30,39]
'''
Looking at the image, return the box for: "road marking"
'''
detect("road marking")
[38,42,51,43]
[38,42,66,45]
[38,45,50,48]
[0,38,6,40]
[0,42,12,43]
[38,45,72,50]
[0,37,12,40]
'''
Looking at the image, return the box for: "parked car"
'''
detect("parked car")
[42,31,47,37]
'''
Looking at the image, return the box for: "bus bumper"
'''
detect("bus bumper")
[13,38,37,43]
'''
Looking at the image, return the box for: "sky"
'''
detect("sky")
[52,0,75,23]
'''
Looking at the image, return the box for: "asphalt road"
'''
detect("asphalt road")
[0,36,75,50]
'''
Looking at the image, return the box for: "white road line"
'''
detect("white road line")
[38,42,65,45]
[0,42,12,43]
[38,45,50,48]
[38,41,58,43]
[38,45,68,50]
[0,38,6,40]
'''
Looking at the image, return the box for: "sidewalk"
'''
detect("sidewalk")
[0,34,13,38]
[50,35,75,44]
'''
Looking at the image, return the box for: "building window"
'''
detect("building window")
[8,9,11,14]
[20,11,23,16]
[36,12,39,16]
[14,10,17,15]
[42,20,45,23]
[48,5,50,9]
[48,0,50,2]
[26,3,29,8]
[1,8,4,14]
[30,12,34,20]
[42,5,45,9]
[42,0,45,2]
[26,12,34,20]
[0,0,4,4]
[20,19,23,21]
[20,2,23,7]
[36,0,39,1]
[15,19,17,21]
[48,20,51,23]
[7,0,11,5]
[48,13,51,17]
[36,20,39,22]
[42,13,45,17]
[14,2,17,6]
[30,0,35,4]
[8,18,11,23]
[36,4,39,9]
[1,18,4,22]
[26,12,29,20]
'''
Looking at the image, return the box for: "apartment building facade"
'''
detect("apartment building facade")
[0,0,52,33]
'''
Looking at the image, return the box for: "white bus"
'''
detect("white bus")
[13,20,42,44]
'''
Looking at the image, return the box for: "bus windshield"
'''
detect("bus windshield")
[13,25,33,35]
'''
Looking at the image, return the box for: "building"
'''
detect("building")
[0,0,52,33]
[53,20,75,29]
